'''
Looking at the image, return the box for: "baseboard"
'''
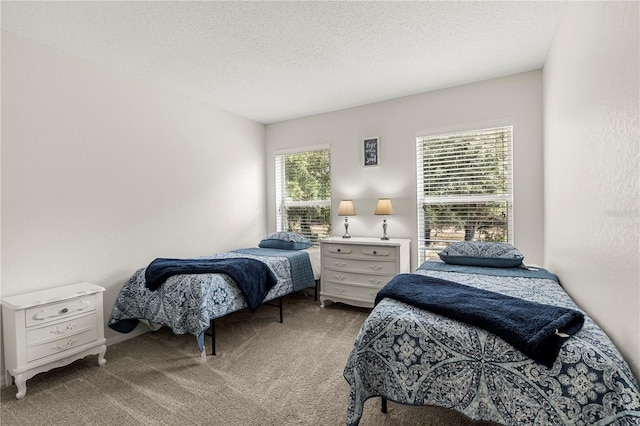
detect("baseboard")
[106,327,150,347]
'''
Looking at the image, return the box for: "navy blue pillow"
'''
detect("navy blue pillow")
[439,242,524,268]
[258,232,312,250]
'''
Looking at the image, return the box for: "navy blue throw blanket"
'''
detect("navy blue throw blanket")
[145,257,277,312]
[375,274,584,367]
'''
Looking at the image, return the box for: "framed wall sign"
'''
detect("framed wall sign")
[363,137,380,167]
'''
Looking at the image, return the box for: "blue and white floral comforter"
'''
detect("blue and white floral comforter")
[109,249,315,344]
[344,262,640,425]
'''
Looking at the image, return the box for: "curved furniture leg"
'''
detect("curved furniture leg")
[14,374,26,400]
[97,344,107,366]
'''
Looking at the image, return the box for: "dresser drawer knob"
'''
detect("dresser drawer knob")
[333,261,347,268]
[362,249,390,256]
[369,279,382,285]
[333,287,347,293]
[368,265,383,271]
[60,308,69,314]
[334,275,346,281]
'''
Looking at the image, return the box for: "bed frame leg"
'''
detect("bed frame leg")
[208,297,282,356]
[314,279,319,301]
[381,397,387,414]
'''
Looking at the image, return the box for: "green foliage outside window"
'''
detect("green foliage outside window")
[277,149,331,242]
[284,151,331,201]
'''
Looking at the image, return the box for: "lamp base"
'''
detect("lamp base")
[380,218,389,240]
[343,219,351,238]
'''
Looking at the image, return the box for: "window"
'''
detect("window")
[275,148,331,243]
[416,126,513,261]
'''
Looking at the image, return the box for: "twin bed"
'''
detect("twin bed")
[109,232,320,358]
[344,242,640,425]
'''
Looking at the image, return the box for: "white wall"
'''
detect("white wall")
[1,32,267,353]
[266,71,545,270]
[543,2,640,378]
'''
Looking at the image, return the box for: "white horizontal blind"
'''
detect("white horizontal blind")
[275,148,331,243]
[416,126,513,261]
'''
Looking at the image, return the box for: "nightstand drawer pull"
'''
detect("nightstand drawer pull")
[32,300,91,322]
[333,275,346,281]
[50,323,77,335]
[369,279,382,285]
[333,287,347,293]
[51,339,77,352]
[333,261,347,268]
[368,265,383,271]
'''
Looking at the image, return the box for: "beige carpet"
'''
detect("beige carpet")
[1,293,495,425]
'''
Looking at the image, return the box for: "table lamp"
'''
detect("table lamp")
[337,200,356,238]
[374,198,393,240]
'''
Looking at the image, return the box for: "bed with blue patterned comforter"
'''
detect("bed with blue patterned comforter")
[109,248,316,354]
[344,261,640,425]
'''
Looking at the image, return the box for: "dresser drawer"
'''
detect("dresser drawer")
[26,312,97,346]
[322,269,393,288]
[323,244,396,261]
[323,256,397,275]
[322,282,381,303]
[25,295,96,327]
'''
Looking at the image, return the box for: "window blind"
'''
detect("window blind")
[275,148,331,243]
[416,126,513,261]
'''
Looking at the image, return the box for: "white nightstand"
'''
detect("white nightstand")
[320,236,411,308]
[2,282,107,399]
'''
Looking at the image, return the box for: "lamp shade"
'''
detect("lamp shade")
[337,200,356,216]
[374,198,394,215]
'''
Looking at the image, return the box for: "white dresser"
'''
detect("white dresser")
[2,282,107,399]
[320,236,411,308]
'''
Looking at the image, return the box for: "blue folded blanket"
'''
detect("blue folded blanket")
[232,248,316,291]
[375,274,584,367]
[145,257,277,312]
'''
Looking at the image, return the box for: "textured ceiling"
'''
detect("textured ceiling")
[1,1,566,124]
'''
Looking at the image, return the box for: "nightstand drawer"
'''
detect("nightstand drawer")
[26,312,97,346]
[323,257,397,275]
[25,295,96,327]
[322,269,392,288]
[27,326,98,362]
[323,244,396,260]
